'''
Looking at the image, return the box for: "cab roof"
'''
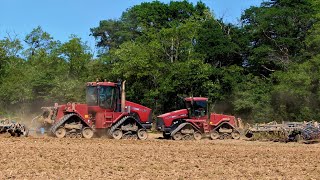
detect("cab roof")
[184,97,208,101]
[86,81,117,87]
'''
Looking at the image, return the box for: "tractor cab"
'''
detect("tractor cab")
[184,97,208,118]
[86,81,121,111]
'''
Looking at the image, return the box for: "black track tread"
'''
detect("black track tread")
[212,121,240,133]
[170,122,201,136]
[110,116,130,133]
[110,116,145,134]
[50,113,75,134]
[170,123,187,136]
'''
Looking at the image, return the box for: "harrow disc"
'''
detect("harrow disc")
[302,125,320,140]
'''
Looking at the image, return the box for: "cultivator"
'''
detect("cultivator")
[301,122,320,141]
[0,119,29,137]
[245,121,320,142]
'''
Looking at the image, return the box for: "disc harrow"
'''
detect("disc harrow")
[245,121,320,142]
[0,119,29,137]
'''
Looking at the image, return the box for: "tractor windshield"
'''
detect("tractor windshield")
[98,86,117,109]
[186,100,208,117]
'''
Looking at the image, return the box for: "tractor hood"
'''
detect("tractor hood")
[158,109,188,119]
[125,101,152,124]
[157,109,189,128]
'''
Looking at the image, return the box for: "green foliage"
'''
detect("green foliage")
[195,19,243,66]
[233,75,273,122]
[305,0,320,57]
[90,1,209,52]
[60,35,92,78]
[241,0,315,75]
[272,56,320,121]
[0,0,319,123]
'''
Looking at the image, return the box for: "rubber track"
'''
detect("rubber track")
[170,123,201,136]
[109,116,145,134]
[110,116,130,133]
[50,113,76,134]
[212,122,240,133]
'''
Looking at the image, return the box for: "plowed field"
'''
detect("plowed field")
[0,134,320,179]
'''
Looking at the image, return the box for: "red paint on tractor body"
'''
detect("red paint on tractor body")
[50,81,152,131]
[158,109,189,127]
[156,97,238,136]
[209,113,236,127]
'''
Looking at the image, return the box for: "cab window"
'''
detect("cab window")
[98,86,116,109]
[186,100,207,117]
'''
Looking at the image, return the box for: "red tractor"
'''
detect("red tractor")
[41,81,152,139]
[156,97,241,140]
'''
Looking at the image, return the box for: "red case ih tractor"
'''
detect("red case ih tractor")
[40,81,152,139]
[156,97,240,140]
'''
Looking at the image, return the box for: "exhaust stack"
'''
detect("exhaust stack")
[121,80,126,112]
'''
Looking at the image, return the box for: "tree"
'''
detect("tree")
[195,19,244,67]
[305,0,320,57]
[241,0,315,76]
[271,60,319,121]
[24,26,58,57]
[90,1,209,55]
[59,35,92,79]
[233,75,273,122]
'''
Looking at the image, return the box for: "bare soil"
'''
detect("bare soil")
[0,133,320,180]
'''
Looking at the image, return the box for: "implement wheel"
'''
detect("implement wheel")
[231,131,241,140]
[82,127,93,139]
[112,129,123,140]
[193,132,202,140]
[55,127,66,138]
[137,129,148,140]
[210,130,220,140]
[173,132,182,140]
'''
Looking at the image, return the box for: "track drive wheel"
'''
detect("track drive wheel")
[172,132,182,140]
[231,131,241,140]
[137,129,148,140]
[112,129,123,140]
[82,127,94,139]
[193,132,202,140]
[210,130,220,140]
[163,132,171,139]
[55,127,66,138]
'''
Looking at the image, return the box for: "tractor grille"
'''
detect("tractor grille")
[156,117,164,131]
